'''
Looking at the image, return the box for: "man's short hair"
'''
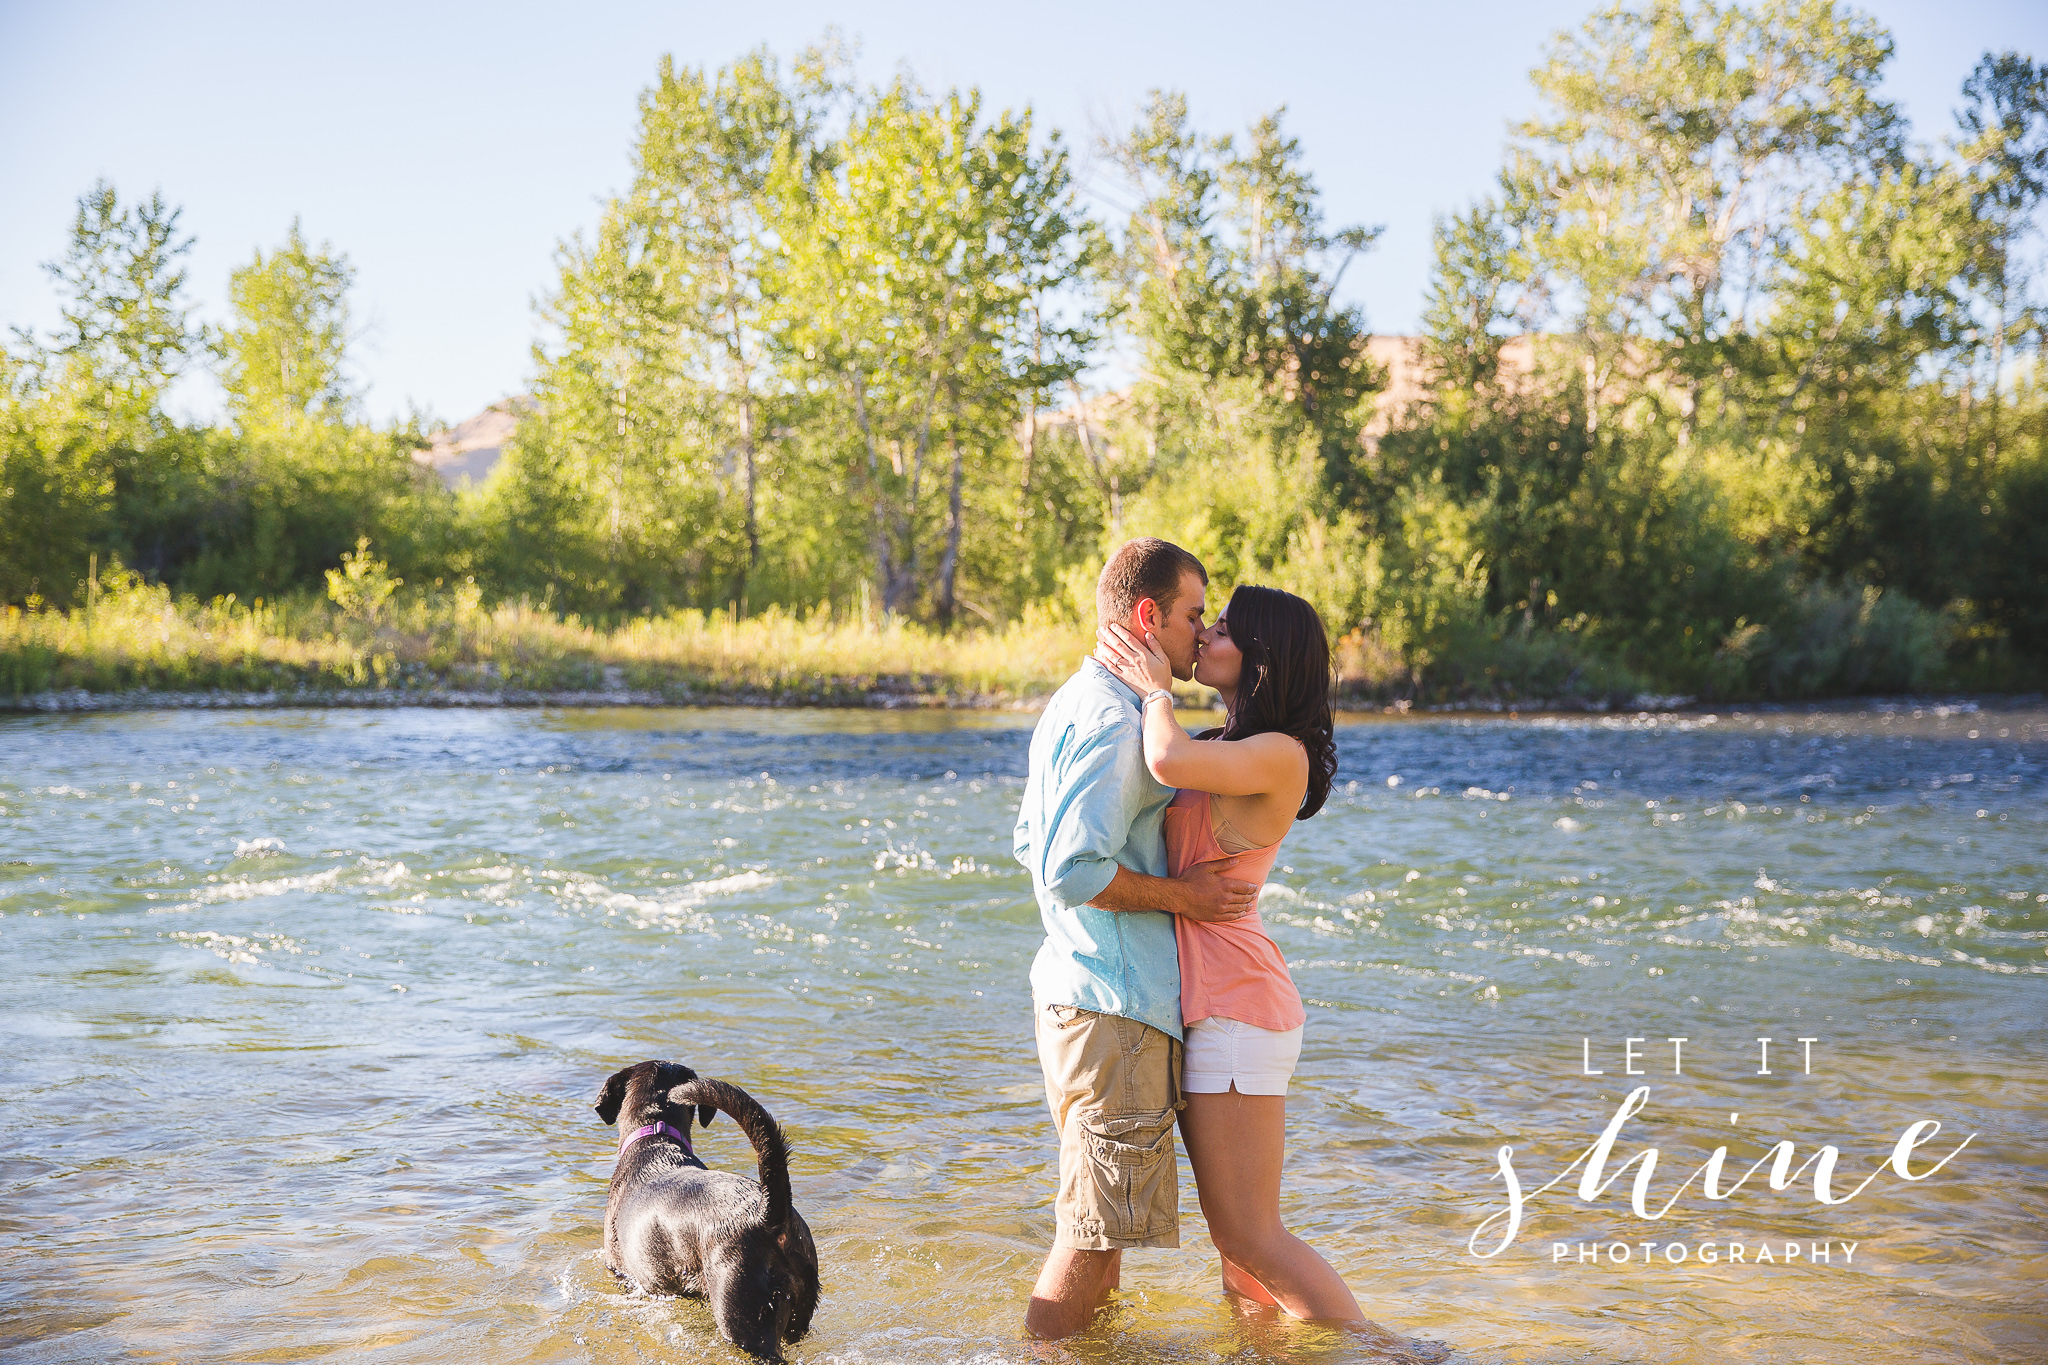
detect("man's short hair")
[1097,537,1207,625]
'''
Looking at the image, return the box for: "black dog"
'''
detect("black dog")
[594,1060,819,1360]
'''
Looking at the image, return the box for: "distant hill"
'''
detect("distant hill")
[412,397,532,489]
[1361,334,1545,451]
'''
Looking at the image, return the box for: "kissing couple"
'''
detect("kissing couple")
[1012,536,1446,1359]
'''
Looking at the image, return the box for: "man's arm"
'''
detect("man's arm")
[1031,717,1257,922]
[1028,723,1152,911]
[1091,862,1259,923]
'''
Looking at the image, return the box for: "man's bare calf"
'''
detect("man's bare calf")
[1024,1246,1122,1340]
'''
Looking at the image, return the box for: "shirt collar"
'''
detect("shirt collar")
[1082,655,1144,705]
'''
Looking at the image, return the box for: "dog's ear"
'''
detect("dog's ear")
[663,1080,717,1129]
[594,1065,635,1126]
[657,1063,711,1127]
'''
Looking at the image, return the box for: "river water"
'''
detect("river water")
[2,703,2043,1364]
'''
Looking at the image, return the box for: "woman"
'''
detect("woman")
[1095,585,1368,1324]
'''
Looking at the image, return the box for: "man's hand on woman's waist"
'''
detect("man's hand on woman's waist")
[1089,862,1257,923]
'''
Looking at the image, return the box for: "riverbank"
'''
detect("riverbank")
[0,577,1098,711]
[0,572,1420,711]
[5,573,2036,714]
[6,680,2031,720]
[0,682,1030,713]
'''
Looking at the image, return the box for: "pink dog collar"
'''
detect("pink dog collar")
[620,1120,694,1157]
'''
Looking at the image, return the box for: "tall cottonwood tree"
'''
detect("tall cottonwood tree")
[0,182,201,605]
[43,180,200,444]
[775,80,1090,620]
[1954,52,2048,462]
[200,223,446,596]
[505,46,856,613]
[1094,93,1385,628]
[630,47,843,590]
[518,200,730,608]
[219,220,354,436]
[1512,0,1901,436]
[1105,95,1381,462]
[1418,179,1546,397]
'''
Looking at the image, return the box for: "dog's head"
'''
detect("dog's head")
[594,1059,716,1129]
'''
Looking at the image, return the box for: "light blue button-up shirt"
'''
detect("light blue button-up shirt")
[1014,658,1181,1039]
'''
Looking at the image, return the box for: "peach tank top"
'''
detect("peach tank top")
[1164,788,1306,1032]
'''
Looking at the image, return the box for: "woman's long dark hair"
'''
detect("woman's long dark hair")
[1202,585,1338,820]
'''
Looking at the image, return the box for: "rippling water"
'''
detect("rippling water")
[3,703,2043,1363]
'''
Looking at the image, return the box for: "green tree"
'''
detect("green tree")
[1752,55,2047,614]
[630,45,844,593]
[219,220,354,435]
[1954,52,2048,464]
[0,343,103,606]
[42,180,200,443]
[1513,0,1899,436]
[1106,94,1380,456]
[776,79,1090,620]
[171,222,449,599]
[930,112,1098,626]
[1107,93,1247,392]
[500,45,852,615]
[1224,110,1384,471]
[1096,94,1383,630]
[518,199,733,612]
[2,182,201,605]
[1419,182,1543,395]
[1384,6,2032,697]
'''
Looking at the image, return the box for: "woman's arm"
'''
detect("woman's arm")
[1095,623,1308,797]
[1146,718,1303,796]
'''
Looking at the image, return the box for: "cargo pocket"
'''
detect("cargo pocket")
[1079,1108,1177,1243]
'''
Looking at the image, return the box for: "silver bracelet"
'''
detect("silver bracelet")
[1142,689,1174,708]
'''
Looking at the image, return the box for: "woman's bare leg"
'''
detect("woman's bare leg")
[1179,1085,1362,1320]
[1220,1253,1280,1306]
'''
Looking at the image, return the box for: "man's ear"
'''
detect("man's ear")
[594,1065,636,1126]
[1133,597,1159,634]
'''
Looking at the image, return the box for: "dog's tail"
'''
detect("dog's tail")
[667,1078,793,1229]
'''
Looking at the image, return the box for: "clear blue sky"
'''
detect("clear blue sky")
[3,0,2041,427]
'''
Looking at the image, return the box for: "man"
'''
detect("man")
[1013,536,1261,1340]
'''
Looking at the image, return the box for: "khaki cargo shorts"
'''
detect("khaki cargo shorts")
[1035,1001,1184,1250]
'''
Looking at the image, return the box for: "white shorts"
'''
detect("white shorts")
[1181,1016,1304,1095]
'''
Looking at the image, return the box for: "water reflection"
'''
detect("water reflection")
[1,703,2042,1363]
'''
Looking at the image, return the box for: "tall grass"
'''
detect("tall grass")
[0,560,1967,708]
[0,569,1105,704]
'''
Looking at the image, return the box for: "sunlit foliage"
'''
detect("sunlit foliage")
[3,9,2044,703]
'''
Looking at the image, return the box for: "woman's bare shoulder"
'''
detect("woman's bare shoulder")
[1228,730,1309,757]
[1209,730,1309,772]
